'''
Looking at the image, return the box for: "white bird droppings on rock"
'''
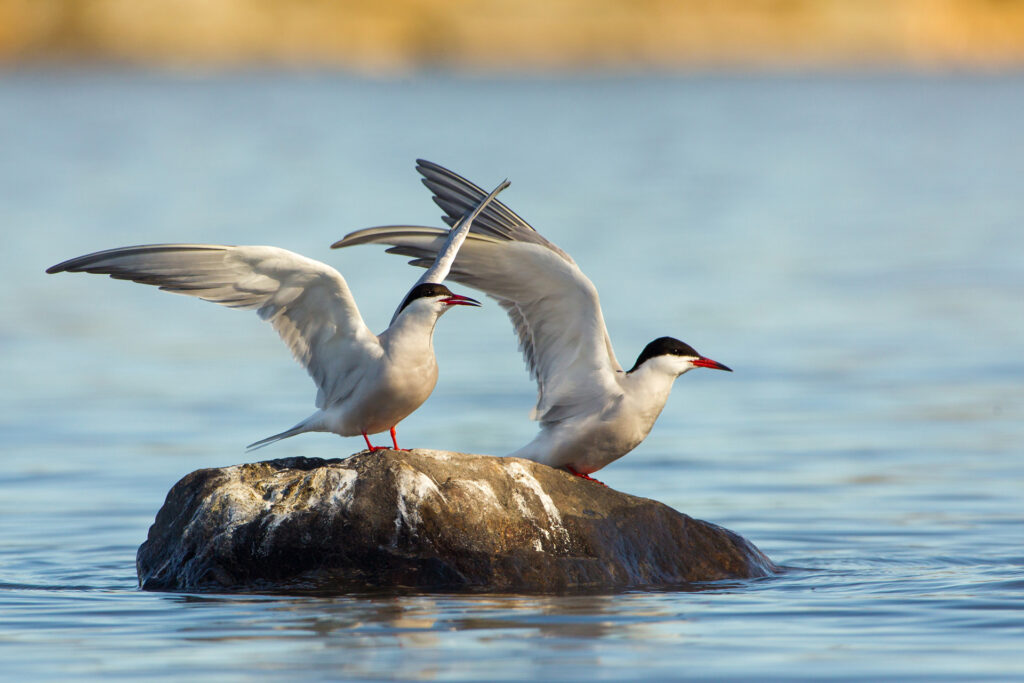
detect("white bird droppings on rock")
[393,467,444,538]
[504,460,569,547]
[451,479,501,509]
[327,468,359,508]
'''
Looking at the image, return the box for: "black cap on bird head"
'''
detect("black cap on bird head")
[397,283,481,314]
[628,336,732,373]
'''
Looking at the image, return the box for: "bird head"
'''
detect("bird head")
[396,282,481,320]
[627,336,732,376]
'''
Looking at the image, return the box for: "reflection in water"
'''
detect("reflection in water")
[171,591,692,641]
[121,556,1024,679]
[164,592,699,676]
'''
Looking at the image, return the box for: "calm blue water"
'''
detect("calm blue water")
[1,71,1023,680]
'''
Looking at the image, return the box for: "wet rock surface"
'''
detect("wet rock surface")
[137,450,776,593]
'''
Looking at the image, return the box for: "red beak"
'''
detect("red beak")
[693,356,732,372]
[440,294,481,307]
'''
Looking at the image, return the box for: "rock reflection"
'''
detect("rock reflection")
[169,590,709,650]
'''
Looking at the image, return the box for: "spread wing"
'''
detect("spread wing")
[334,161,624,424]
[390,177,510,325]
[46,244,380,409]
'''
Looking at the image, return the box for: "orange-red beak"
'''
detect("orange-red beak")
[693,356,732,372]
[441,293,481,307]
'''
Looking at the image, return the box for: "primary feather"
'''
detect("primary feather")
[334,167,624,426]
[48,244,377,410]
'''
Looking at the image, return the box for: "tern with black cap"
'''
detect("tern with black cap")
[334,161,731,482]
[47,178,510,452]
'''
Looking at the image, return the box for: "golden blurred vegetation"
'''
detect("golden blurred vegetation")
[3,0,1024,70]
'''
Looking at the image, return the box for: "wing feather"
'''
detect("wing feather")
[416,159,573,259]
[389,178,509,324]
[47,244,378,409]
[335,159,625,425]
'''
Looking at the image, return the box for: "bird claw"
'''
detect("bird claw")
[565,466,607,487]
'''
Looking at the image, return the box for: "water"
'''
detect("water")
[2,71,1023,680]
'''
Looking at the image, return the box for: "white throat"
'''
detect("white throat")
[380,301,445,357]
[622,356,692,412]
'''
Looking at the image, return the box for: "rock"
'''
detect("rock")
[137,450,775,593]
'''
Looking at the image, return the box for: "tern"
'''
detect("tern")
[334,160,731,481]
[46,178,509,452]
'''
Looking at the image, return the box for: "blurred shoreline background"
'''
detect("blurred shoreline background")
[3,0,1024,72]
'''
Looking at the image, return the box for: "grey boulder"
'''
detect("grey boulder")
[137,449,775,593]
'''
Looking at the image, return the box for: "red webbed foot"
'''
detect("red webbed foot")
[565,466,608,487]
[362,432,390,452]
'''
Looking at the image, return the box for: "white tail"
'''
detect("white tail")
[246,418,317,451]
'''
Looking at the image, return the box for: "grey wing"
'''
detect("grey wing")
[334,229,625,424]
[334,160,628,421]
[46,244,380,409]
[418,160,622,389]
[415,159,573,261]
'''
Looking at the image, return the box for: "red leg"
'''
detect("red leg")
[362,431,387,452]
[389,426,410,451]
[565,466,607,487]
